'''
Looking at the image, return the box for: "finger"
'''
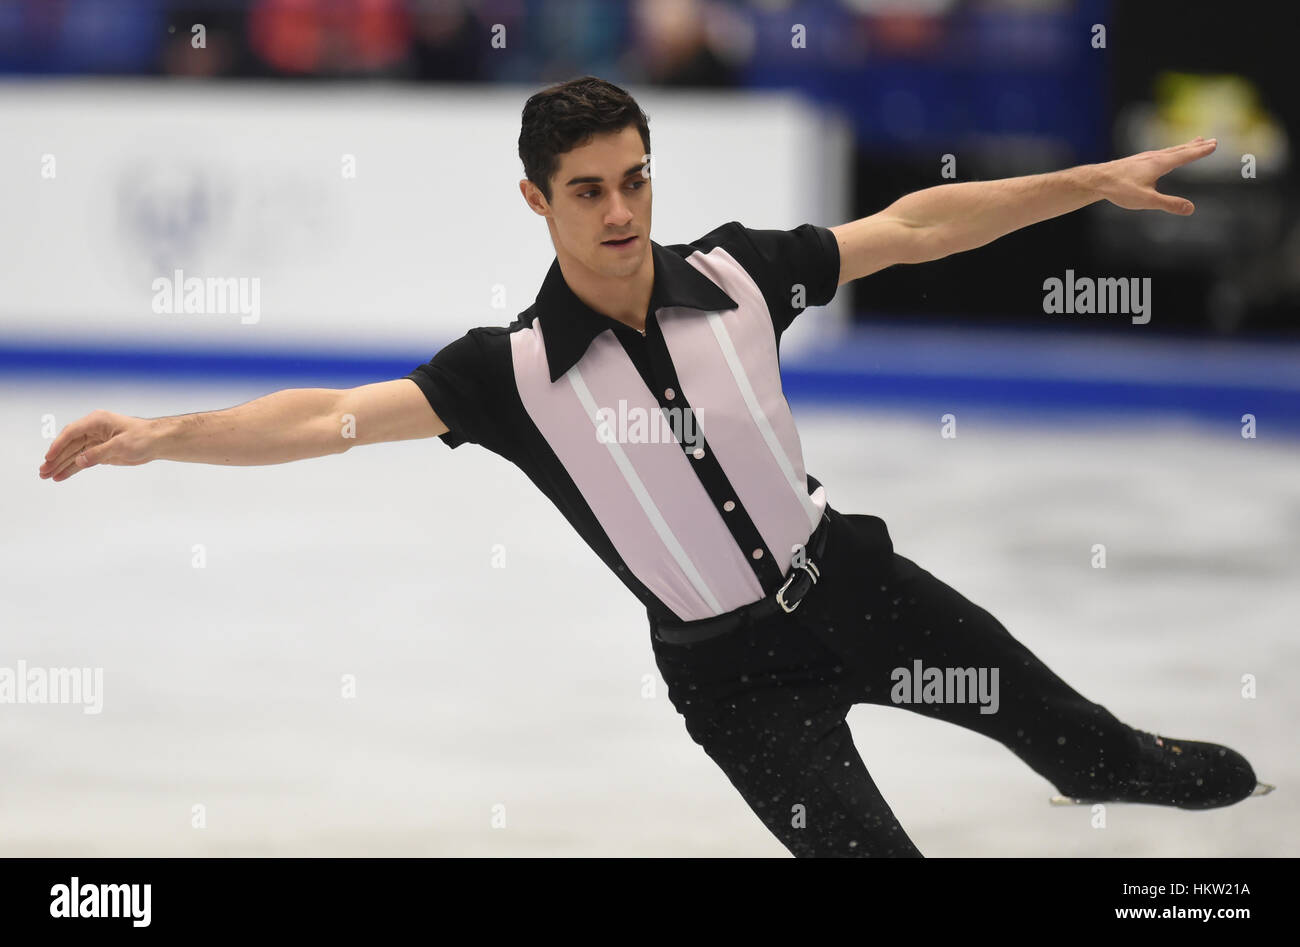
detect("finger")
[1151,190,1195,215]
[42,433,95,478]
[76,441,111,469]
[51,441,110,481]
[1159,138,1217,170]
[41,433,86,475]
[44,414,102,460]
[44,413,106,463]
[48,452,87,482]
[40,433,91,478]
[45,427,76,463]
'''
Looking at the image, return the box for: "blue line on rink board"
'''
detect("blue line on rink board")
[0,342,402,385]
[2,329,1298,430]
[781,368,1300,428]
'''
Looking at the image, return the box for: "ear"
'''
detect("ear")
[519,179,550,217]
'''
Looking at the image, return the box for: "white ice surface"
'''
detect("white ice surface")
[3,381,1296,856]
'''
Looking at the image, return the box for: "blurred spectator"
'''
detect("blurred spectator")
[0,0,166,74]
[161,6,246,77]
[629,0,742,88]
[246,0,410,77]
[407,0,490,81]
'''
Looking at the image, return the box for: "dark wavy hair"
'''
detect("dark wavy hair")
[519,76,651,203]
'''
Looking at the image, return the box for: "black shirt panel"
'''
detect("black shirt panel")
[406,326,514,453]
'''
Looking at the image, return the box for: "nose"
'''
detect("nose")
[605,190,633,228]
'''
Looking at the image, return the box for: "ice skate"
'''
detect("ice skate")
[1049,730,1272,809]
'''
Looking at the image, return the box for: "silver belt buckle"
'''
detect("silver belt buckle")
[776,560,821,613]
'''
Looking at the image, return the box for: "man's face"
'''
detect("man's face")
[525,124,652,279]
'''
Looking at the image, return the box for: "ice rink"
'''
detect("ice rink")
[4,378,1295,857]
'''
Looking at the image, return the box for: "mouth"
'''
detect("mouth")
[602,235,638,249]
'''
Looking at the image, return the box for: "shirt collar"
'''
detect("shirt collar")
[532,239,737,383]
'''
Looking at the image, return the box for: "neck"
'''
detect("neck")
[555,241,655,332]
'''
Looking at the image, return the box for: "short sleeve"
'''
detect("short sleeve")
[405,330,500,450]
[735,223,841,336]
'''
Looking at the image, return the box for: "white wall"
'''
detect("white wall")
[0,80,850,358]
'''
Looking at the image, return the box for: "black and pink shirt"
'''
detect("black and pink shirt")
[406,220,841,624]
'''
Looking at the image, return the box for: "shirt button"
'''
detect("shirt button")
[723,500,735,512]
[692,447,705,460]
[751,548,764,560]
[664,388,675,400]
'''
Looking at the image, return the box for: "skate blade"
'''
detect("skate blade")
[1049,781,1277,806]
[1049,794,1093,806]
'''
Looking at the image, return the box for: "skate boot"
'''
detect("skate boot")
[1050,729,1273,809]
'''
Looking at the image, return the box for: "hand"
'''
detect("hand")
[39,410,156,482]
[1093,137,1217,215]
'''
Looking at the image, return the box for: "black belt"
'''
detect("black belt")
[652,512,831,646]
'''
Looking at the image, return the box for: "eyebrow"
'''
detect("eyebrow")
[564,162,648,187]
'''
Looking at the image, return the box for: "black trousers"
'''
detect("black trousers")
[651,506,1142,857]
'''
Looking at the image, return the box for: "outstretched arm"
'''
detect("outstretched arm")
[39,379,446,482]
[830,137,1218,285]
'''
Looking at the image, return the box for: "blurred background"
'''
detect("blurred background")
[1,0,1296,857]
